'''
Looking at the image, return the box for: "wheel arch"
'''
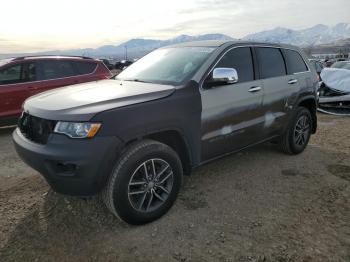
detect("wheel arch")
[124,129,193,176]
[297,96,317,134]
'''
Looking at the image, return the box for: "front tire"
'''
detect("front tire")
[280,107,312,155]
[102,140,183,225]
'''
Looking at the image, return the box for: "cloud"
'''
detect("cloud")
[0,0,349,53]
[154,16,236,35]
[177,0,244,14]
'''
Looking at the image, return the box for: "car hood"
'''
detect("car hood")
[321,68,350,93]
[23,79,175,121]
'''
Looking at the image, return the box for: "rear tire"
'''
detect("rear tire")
[102,139,183,225]
[280,107,312,155]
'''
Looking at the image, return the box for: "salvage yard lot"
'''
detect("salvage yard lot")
[0,114,349,262]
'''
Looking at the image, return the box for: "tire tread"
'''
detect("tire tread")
[280,106,312,155]
[102,139,182,223]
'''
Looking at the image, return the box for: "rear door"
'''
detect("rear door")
[282,48,310,90]
[200,46,265,161]
[255,47,300,137]
[0,62,36,119]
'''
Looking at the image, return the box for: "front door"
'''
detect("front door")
[200,47,264,161]
[0,62,36,119]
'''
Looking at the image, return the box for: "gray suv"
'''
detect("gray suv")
[13,41,318,224]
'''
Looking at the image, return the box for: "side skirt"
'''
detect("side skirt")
[193,135,281,169]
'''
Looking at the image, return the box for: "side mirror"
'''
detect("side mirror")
[204,68,238,88]
[213,68,238,84]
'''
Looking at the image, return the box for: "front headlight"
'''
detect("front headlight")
[54,122,101,138]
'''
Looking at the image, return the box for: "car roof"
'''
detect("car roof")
[163,40,301,50]
[0,56,99,68]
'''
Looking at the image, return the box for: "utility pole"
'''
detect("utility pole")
[125,45,128,60]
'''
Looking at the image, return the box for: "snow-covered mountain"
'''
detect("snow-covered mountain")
[93,33,234,57]
[2,23,350,59]
[243,23,350,46]
[0,34,234,59]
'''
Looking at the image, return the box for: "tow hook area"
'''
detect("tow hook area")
[46,160,78,177]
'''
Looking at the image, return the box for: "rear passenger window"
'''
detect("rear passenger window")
[215,47,254,83]
[283,49,308,74]
[73,61,97,75]
[38,60,76,80]
[57,61,76,77]
[256,47,286,79]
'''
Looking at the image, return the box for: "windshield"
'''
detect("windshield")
[331,61,350,70]
[0,59,13,67]
[116,47,215,85]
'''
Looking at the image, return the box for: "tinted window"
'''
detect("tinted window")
[23,63,37,82]
[57,61,76,77]
[215,47,254,83]
[73,61,97,75]
[0,63,36,85]
[257,47,286,79]
[38,60,76,80]
[0,64,21,84]
[331,61,350,69]
[284,49,308,74]
[342,64,350,70]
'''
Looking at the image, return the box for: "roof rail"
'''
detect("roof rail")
[13,55,93,61]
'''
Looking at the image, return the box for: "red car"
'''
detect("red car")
[0,56,112,126]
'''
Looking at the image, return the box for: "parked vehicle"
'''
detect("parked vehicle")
[0,56,112,126]
[100,59,115,70]
[318,67,350,116]
[115,60,133,70]
[309,59,324,80]
[13,41,318,224]
[331,61,350,70]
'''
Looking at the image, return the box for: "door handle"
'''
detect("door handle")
[288,79,298,84]
[248,86,262,93]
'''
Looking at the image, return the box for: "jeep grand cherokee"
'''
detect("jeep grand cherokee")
[13,41,318,224]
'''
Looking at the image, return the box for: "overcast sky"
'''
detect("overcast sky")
[1,0,349,53]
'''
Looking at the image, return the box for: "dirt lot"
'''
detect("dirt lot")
[0,114,349,262]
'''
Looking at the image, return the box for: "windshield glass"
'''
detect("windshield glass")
[331,61,350,69]
[116,47,215,85]
[0,59,13,67]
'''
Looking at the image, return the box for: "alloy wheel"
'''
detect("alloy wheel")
[293,115,310,146]
[128,158,174,212]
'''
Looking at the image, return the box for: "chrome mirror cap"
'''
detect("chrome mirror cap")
[212,67,238,84]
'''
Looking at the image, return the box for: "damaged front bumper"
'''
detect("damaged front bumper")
[318,93,350,116]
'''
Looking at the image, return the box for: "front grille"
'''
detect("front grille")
[18,113,56,144]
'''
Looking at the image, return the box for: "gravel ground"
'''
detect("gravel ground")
[0,114,349,262]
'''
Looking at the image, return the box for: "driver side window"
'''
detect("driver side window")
[0,63,37,85]
[215,47,255,83]
[0,64,22,85]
